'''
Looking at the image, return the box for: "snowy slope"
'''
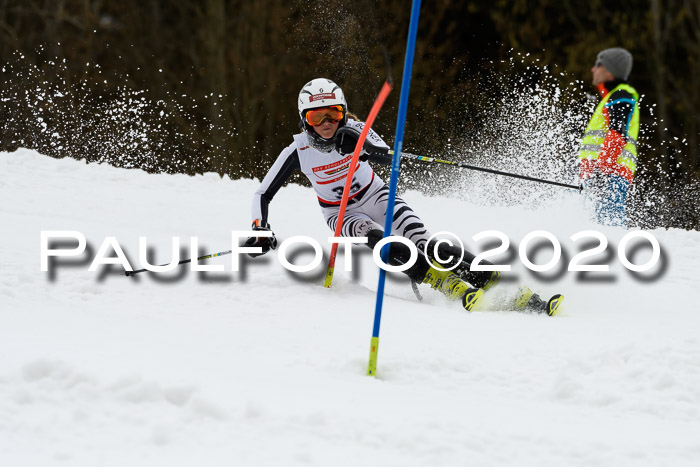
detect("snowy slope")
[1,149,699,467]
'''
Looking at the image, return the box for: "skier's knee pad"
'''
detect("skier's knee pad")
[352,219,382,238]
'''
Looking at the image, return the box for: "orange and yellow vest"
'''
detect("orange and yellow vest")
[577,83,640,181]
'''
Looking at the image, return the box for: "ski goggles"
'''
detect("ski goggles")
[305,105,344,126]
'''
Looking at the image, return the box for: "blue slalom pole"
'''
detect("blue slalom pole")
[368,0,422,376]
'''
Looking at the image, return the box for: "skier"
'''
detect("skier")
[243,77,500,311]
[578,47,640,227]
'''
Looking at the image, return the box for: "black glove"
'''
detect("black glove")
[334,126,390,163]
[244,220,278,257]
[335,125,363,155]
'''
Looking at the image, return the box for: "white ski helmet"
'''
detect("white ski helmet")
[298,78,348,128]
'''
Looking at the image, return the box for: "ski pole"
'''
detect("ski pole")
[124,249,232,276]
[393,150,583,191]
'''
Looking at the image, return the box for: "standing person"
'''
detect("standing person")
[578,47,640,227]
[243,78,500,311]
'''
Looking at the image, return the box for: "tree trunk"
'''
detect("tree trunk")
[650,0,671,175]
[202,0,229,174]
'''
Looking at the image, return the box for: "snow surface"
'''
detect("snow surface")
[1,148,699,466]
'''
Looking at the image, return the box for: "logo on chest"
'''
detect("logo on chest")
[311,154,360,184]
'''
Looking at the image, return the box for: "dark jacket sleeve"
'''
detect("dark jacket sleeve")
[251,143,300,225]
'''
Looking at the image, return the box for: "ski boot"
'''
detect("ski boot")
[513,287,563,316]
[426,242,502,292]
[431,259,501,292]
[422,264,484,311]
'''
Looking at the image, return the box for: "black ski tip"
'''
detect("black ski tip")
[462,287,484,312]
[547,294,564,316]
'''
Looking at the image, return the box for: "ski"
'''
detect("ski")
[463,286,564,316]
[410,263,563,316]
[511,287,564,316]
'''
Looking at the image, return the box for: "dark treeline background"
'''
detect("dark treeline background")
[1,0,698,229]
